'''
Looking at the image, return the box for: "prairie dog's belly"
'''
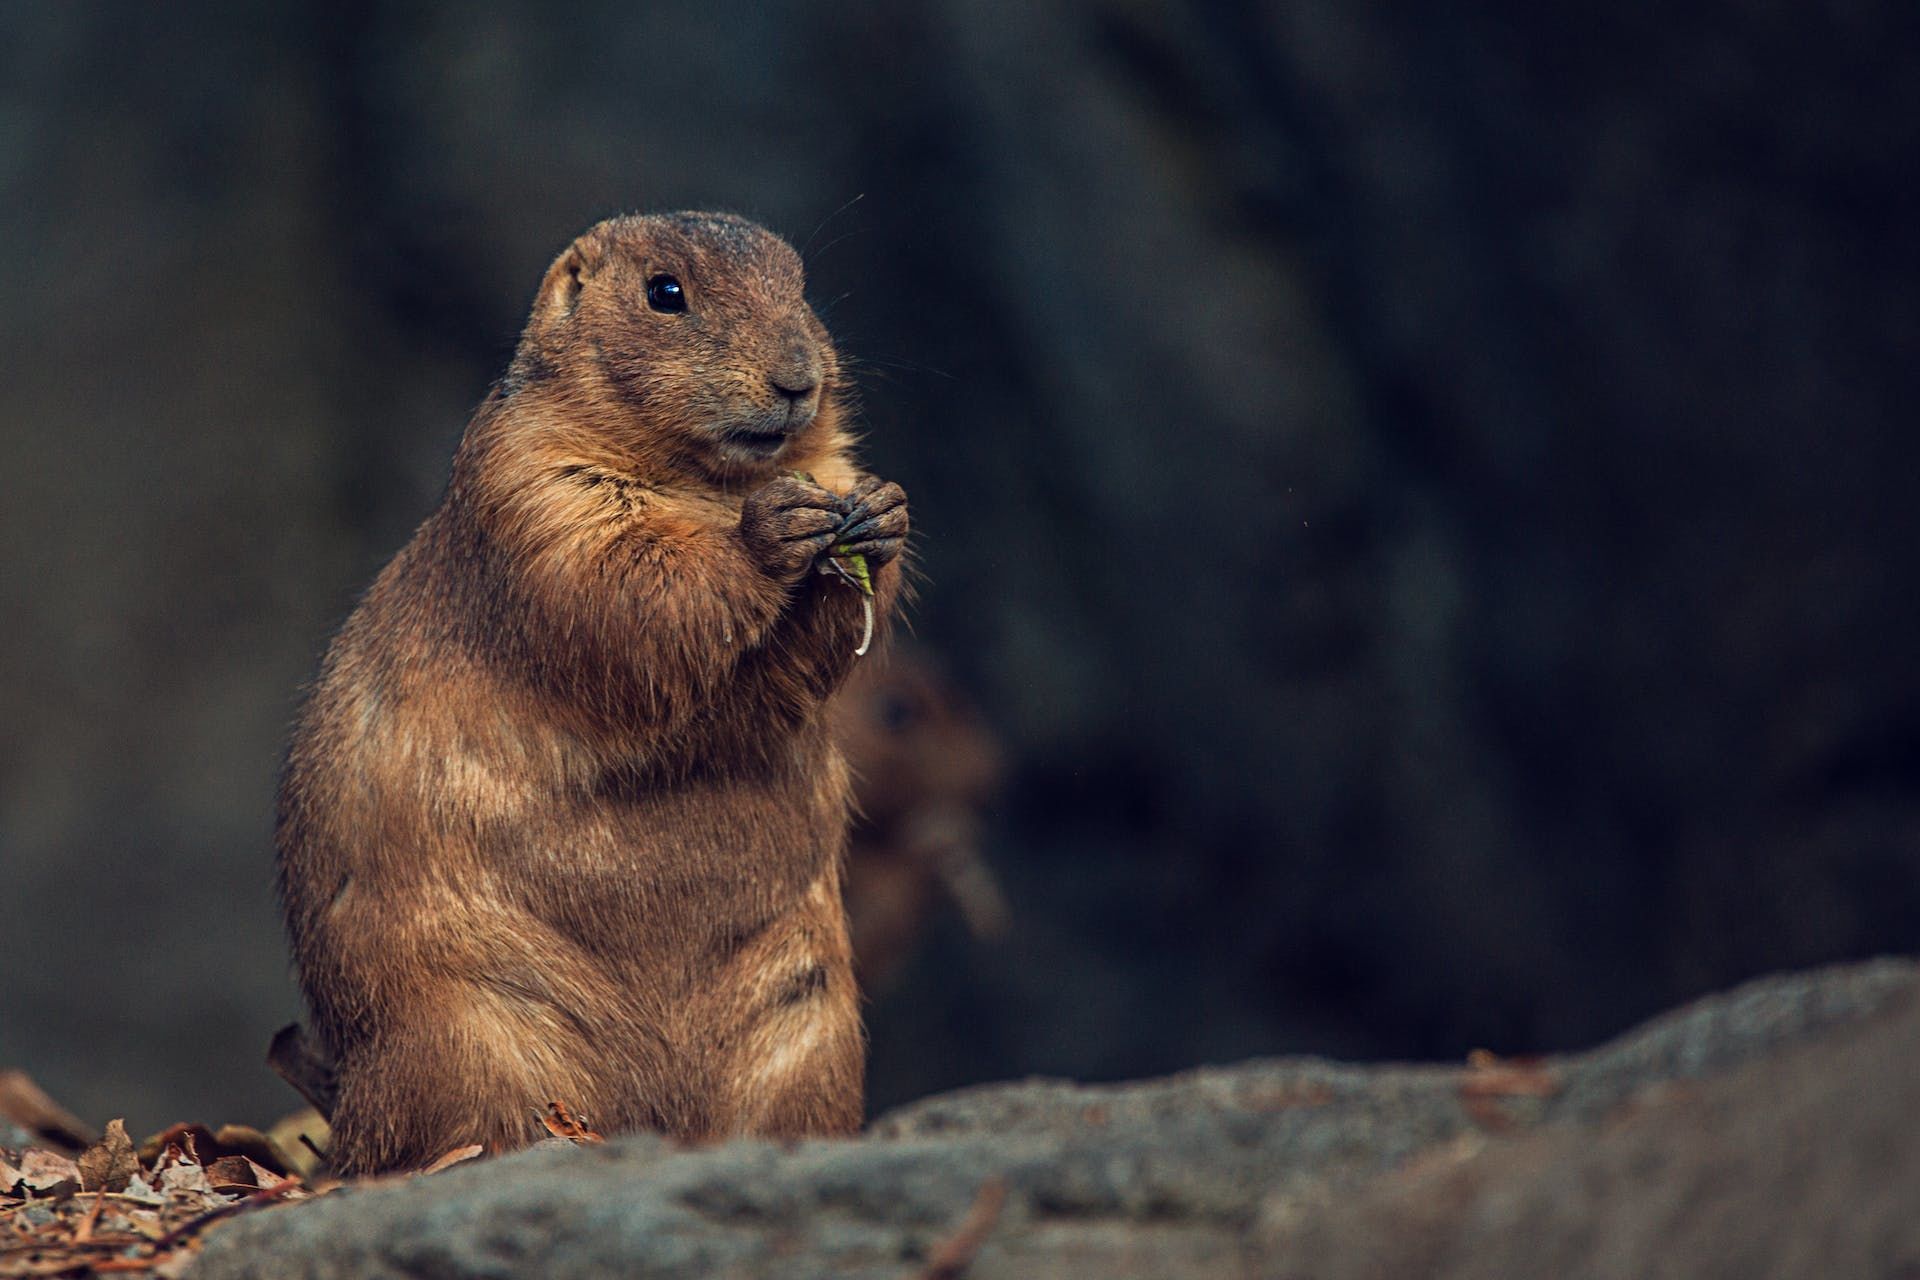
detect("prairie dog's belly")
[463,850,859,1138]
[305,638,862,1144]
[488,746,853,943]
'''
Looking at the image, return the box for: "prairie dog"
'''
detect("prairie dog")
[276,212,907,1174]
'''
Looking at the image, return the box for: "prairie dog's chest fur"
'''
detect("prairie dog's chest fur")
[327,535,853,954]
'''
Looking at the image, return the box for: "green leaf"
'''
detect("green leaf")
[828,547,874,597]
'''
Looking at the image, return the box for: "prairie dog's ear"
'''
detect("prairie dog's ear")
[532,229,610,324]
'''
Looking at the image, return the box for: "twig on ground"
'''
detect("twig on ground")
[919,1176,1007,1279]
[150,1175,304,1252]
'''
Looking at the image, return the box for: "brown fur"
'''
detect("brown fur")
[276,212,908,1174]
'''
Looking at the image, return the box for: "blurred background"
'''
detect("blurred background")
[2,1,1916,1137]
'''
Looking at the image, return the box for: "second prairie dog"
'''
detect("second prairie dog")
[276,212,909,1174]
[831,650,1006,989]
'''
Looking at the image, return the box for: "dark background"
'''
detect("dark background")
[2,1,1916,1136]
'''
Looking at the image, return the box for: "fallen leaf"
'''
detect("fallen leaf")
[139,1123,216,1169]
[19,1148,82,1192]
[157,1162,215,1197]
[204,1155,259,1191]
[120,1172,166,1206]
[210,1125,297,1177]
[420,1144,484,1174]
[149,1174,304,1251]
[243,1157,283,1186]
[78,1118,140,1193]
[540,1100,604,1144]
[0,1153,22,1194]
[150,1142,190,1177]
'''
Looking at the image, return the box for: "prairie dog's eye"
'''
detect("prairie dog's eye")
[646,274,687,313]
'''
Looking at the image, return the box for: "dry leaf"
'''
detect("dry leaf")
[0,1153,23,1194]
[77,1117,140,1193]
[139,1122,216,1168]
[0,1124,322,1279]
[19,1147,82,1192]
[151,1141,192,1175]
[541,1100,604,1144]
[121,1172,165,1206]
[420,1143,484,1174]
[209,1123,297,1176]
[158,1162,215,1197]
[242,1156,283,1185]
[204,1155,259,1191]
[135,1120,299,1183]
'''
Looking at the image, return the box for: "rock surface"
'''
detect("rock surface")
[190,959,1918,1279]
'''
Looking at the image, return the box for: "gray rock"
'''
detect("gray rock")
[190,959,1918,1279]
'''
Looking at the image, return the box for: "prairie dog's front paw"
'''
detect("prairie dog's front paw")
[741,475,841,582]
[831,476,909,567]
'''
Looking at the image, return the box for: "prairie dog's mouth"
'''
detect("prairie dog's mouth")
[720,424,791,459]
[716,401,816,459]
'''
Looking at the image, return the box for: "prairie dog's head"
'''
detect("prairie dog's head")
[511,212,842,480]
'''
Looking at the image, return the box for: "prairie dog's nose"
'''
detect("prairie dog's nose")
[771,372,817,400]
[770,342,822,400]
